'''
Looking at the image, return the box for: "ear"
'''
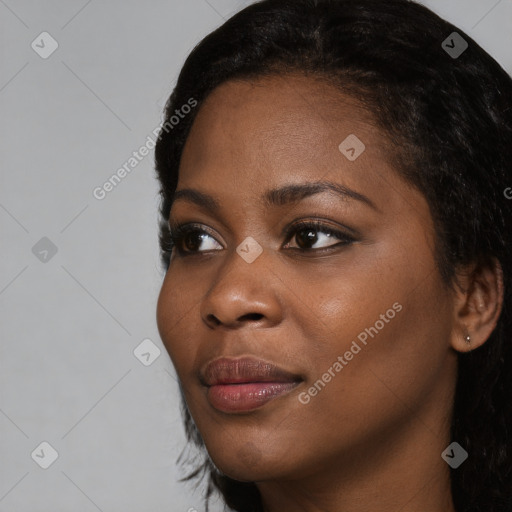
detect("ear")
[449,257,504,353]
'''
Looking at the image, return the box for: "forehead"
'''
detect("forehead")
[178,73,391,192]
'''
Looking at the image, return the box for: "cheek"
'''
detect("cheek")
[292,234,453,420]
[300,268,454,442]
[286,245,410,374]
[156,274,199,376]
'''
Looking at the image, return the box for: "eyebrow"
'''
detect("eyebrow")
[170,180,378,213]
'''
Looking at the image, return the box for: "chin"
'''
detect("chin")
[205,441,288,482]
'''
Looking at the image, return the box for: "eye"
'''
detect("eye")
[165,219,356,258]
[282,220,355,251]
[167,223,223,256]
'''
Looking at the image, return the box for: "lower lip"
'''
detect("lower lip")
[207,381,299,413]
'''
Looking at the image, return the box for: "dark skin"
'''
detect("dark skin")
[156,73,504,512]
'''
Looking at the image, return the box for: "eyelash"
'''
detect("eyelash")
[162,220,356,258]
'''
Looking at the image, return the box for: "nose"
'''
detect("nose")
[200,252,283,330]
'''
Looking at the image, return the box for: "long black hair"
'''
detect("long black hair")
[153,1,512,510]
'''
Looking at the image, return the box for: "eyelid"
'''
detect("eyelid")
[169,221,224,250]
[169,214,359,238]
[280,216,360,239]
[169,218,227,243]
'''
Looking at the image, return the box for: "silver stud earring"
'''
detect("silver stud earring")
[464,332,471,345]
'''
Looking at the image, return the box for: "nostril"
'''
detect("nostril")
[205,312,264,327]
[206,314,222,326]
[240,313,264,321]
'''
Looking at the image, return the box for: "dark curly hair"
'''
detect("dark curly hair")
[153,1,512,510]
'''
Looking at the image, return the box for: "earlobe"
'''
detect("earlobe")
[450,257,504,353]
[451,325,473,354]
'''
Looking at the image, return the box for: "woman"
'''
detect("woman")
[154,0,512,510]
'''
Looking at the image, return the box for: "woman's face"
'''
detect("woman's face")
[156,74,459,483]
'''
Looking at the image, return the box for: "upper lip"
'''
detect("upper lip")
[200,356,302,386]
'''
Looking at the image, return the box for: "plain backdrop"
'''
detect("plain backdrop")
[1,1,511,511]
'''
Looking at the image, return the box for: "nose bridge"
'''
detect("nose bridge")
[200,243,280,328]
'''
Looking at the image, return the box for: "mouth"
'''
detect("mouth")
[200,356,303,413]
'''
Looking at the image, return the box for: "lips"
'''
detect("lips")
[200,357,302,413]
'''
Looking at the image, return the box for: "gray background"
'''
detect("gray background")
[0,1,510,511]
